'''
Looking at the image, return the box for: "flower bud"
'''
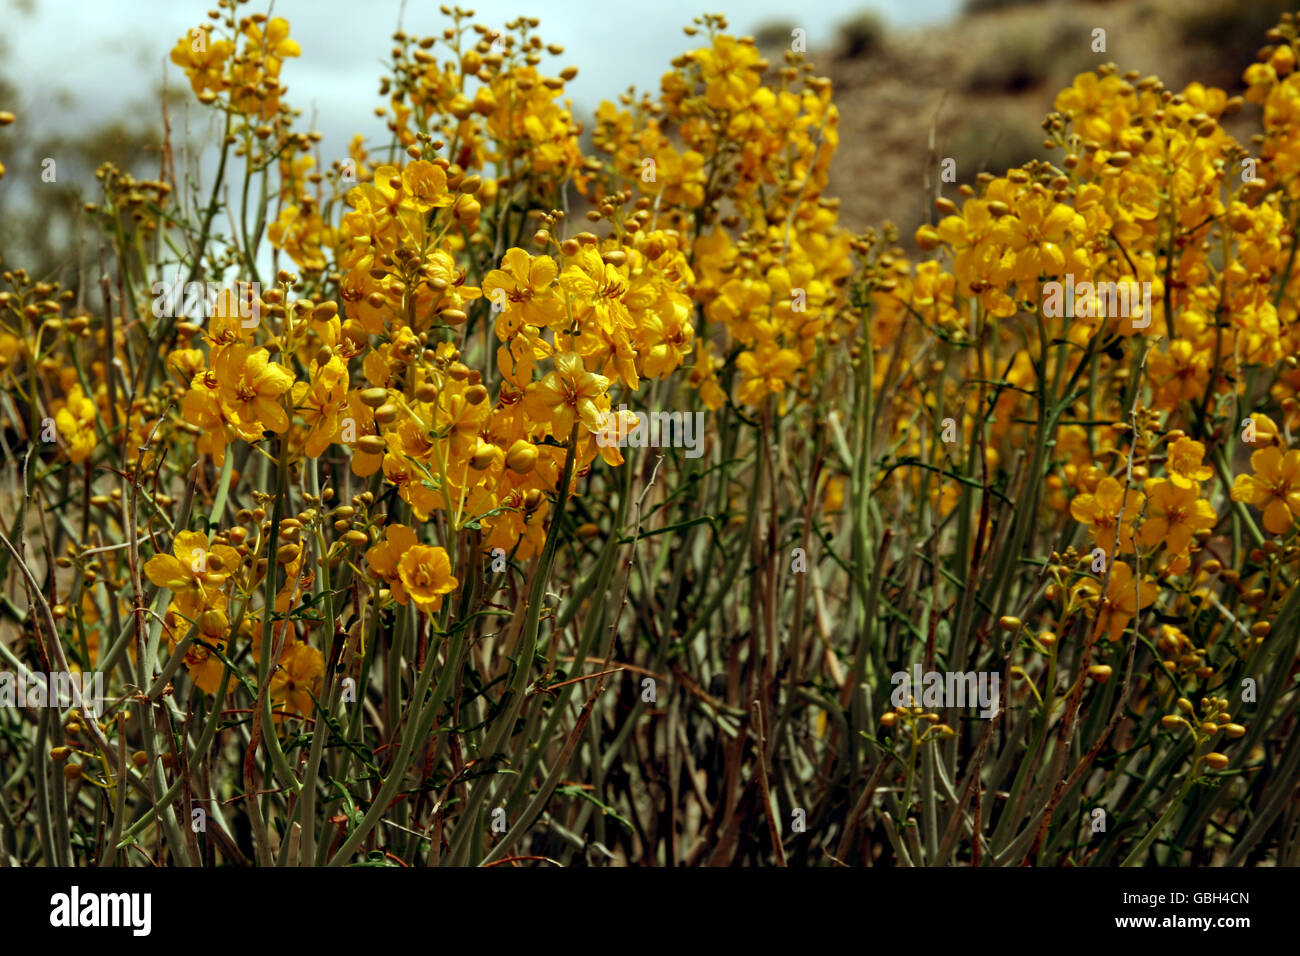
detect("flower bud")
[470,441,499,470]
[506,440,538,473]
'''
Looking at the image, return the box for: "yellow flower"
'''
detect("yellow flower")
[1231,446,1300,535]
[1095,561,1159,643]
[269,640,323,720]
[291,356,348,457]
[214,344,294,436]
[1070,476,1144,553]
[1139,478,1216,554]
[169,28,233,96]
[396,545,458,611]
[144,530,240,620]
[185,609,232,695]
[400,160,454,212]
[483,248,566,332]
[523,351,610,437]
[366,522,420,605]
[735,342,801,406]
[53,384,97,464]
[243,16,300,73]
[1166,436,1214,488]
[182,371,234,466]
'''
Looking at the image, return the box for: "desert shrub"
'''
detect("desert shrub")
[838,11,886,59]
[1,2,1299,869]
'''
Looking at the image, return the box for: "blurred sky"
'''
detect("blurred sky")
[2,0,961,169]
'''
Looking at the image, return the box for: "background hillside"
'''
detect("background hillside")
[780,0,1294,240]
